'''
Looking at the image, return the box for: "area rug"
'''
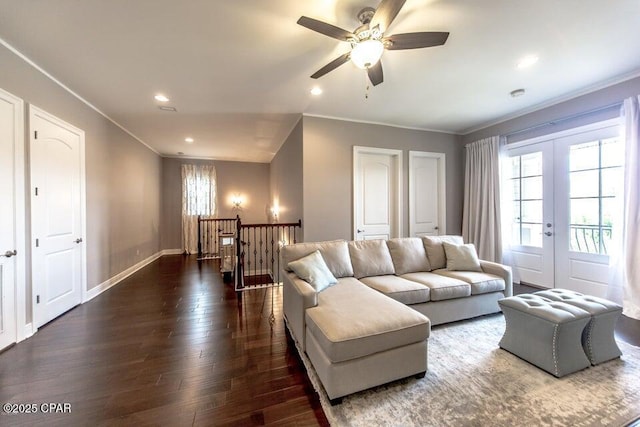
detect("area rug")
[298,314,640,426]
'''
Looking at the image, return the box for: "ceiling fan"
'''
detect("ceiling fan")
[297,0,449,86]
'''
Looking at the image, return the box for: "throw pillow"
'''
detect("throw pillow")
[422,235,464,270]
[386,238,432,275]
[287,250,338,292]
[348,239,395,279]
[442,242,482,272]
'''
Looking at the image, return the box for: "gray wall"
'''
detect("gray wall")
[0,45,162,305]
[161,157,270,249]
[463,76,640,144]
[301,116,463,242]
[269,117,303,234]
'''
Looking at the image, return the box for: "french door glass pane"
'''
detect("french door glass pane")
[522,223,542,247]
[510,157,521,178]
[521,200,542,223]
[521,153,542,176]
[570,198,599,225]
[601,167,622,197]
[570,141,599,171]
[601,138,624,167]
[569,170,599,198]
[521,176,542,199]
[511,179,520,199]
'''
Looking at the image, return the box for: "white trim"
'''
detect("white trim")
[0,88,26,345]
[29,105,87,327]
[462,70,640,135]
[505,118,620,150]
[0,37,158,156]
[353,146,403,240]
[22,323,35,340]
[84,250,181,302]
[304,113,460,135]
[408,151,446,237]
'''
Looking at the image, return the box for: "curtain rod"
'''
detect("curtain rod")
[504,101,622,138]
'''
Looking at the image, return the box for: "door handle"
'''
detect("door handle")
[75,238,83,244]
[357,229,364,233]
[4,250,17,258]
[544,231,553,236]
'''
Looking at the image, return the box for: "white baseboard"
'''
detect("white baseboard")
[84,249,181,302]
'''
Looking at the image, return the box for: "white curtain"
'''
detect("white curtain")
[182,164,217,254]
[462,136,503,262]
[611,96,640,320]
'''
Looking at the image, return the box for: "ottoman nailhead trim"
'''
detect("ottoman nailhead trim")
[587,320,595,361]
[552,323,559,377]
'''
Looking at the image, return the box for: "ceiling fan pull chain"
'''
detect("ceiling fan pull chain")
[365,73,370,99]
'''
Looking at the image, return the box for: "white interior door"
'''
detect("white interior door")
[504,141,555,288]
[409,151,446,237]
[353,147,402,240]
[30,106,85,328]
[0,88,24,350]
[553,124,622,297]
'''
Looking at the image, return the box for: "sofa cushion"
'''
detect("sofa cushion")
[442,242,482,272]
[348,240,395,279]
[360,275,430,305]
[287,250,337,292]
[434,270,505,295]
[422,235,464,270]
[305,278,430,363]
[400,272,471,301]
[282,240,354,278]
[386,238,431,274]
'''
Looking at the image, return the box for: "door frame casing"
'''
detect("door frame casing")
[408,151,446,237]
[353,146,403,240]
[0,87,27,343]
[29,105,87,330]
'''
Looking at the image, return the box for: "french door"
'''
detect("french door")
[505,121,623,297]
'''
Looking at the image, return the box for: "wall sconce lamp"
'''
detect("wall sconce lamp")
[231,194,243,210]
[271,205,280,222]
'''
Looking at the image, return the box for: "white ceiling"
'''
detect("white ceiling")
[1,0,639,162]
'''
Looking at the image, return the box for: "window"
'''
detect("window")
[182,164,217,254]
[568,138,624,254]
[509,152,543,247]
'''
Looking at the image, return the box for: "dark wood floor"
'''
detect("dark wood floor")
[0,255,328,426]
[1,258,638,426]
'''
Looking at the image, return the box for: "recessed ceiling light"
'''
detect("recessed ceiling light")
[510,88,526,98]
[517,55,538,69]
[310,87,323,96]
[154,94,170,102]
[185,137,194,143]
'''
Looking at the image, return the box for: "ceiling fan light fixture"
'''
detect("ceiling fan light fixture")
[350,39,384,69]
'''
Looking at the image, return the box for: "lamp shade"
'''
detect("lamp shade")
[350,39,384,69]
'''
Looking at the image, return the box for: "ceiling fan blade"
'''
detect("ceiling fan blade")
[310,52,351,79]
[367,61,384,86]
[384,32,449,50]
[370,0,406,33]
[297,16,355,41]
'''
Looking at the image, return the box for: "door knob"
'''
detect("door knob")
[75,238,83,244]
[544,231,553,236]
[4,250,17,258]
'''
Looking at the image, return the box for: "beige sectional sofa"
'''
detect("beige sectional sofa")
[282,237,512,404]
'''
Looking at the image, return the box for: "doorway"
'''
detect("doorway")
[353,146,402,240]
[30,105,87,328]
[504,120,622,297]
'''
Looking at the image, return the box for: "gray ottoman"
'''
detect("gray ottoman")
[499,294,592,377]
[535,289,622,365]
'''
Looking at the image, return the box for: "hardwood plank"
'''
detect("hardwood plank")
[0,255,328,426]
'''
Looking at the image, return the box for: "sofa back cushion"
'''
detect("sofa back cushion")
[422,235,464,270]
[442,242,482,272]
[282,240,354,278]
[386,237,431,274]
[348,240,395,279]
